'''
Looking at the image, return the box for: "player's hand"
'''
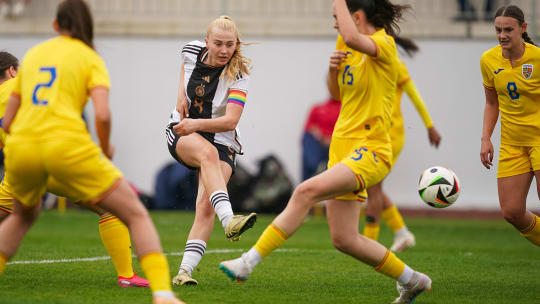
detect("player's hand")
[105,144,115,160]
[176,94,189,120]
[427,127,441,148]
[480,138,494,169]
[329,50,348,70]
[173,118,197,136]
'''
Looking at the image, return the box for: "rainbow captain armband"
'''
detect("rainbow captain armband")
[227,90,246,107]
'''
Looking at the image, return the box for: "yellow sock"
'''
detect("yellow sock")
[520,215,540,246]
[0,252,7,276]
[98,214,134,278]
[363,223,380,240]
[382,205,405,233]
[374,250,405,279]
[140,252,171,293]
[254,224,288,258]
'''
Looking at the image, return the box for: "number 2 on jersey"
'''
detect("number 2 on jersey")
[342,65,354,85]
[32,67,57,105]
[506,82,519,100]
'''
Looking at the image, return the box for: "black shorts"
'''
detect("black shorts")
[165,124,236,171]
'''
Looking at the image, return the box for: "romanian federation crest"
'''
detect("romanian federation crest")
[522,64,533,80]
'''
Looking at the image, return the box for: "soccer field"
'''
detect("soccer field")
[1,210,539,304]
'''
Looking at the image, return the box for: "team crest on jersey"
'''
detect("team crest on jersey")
[522,64,533,79]
[195,84,206,97]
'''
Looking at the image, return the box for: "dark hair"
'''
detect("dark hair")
[394,36,419,57]
[56,0,94,49]
[495,5,536,46]
[0,51,19,80]
[345,0,410,37]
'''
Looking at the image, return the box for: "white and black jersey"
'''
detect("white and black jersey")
[168,40,249,154]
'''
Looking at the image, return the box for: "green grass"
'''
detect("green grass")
[1,210,539,303]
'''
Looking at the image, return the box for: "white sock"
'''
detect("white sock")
[397,265,414,284]
[395,226,410,237]
[180,239,207,275]
[244,247,263,267]
[153,291,176,299]
[209,190,234,229]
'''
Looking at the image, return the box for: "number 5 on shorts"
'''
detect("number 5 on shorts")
[32,67,57,106]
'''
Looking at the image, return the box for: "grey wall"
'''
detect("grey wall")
[1,35,538,210]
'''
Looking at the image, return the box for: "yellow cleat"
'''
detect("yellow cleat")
[172,270,198,286]
[225,213,257,241]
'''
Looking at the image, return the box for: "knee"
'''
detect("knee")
[294,181,322,203]
[331,233,355,254]
[199,145,219,165]
[500,205,525,224]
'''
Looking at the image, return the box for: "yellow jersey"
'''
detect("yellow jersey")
[392,58,433,131]
[480,43,540,146]
[334,29,398,145]
[0,78,16,145]
[10,36,110,139]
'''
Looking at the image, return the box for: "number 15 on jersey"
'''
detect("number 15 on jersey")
[342,65,354,85]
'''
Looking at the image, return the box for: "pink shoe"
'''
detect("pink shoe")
[118,274,150,287]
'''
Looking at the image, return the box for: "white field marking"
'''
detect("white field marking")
[7,248,301,265]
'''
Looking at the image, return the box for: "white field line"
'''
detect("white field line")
[7,248,301,265]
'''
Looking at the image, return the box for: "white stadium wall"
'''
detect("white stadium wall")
[1,36,538,210]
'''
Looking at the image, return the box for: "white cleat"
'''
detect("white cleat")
[392,271,432,304]
[219,253,253,282]
[390,230,416,252]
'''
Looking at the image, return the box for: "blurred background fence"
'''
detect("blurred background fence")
[0,0,539,39]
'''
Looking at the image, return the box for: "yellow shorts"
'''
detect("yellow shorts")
[4,135,123,208]
[328,137,392,202]
[389,124,405,165]
[0,174,13,215]
[497,144,540,178]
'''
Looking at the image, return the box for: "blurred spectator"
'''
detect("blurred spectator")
[0,0,30,20]
[301,98,340,181]
[454,0,496,22]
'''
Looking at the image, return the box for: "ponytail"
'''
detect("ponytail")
[522,32,536,46]
[56,0,94,49]
[394,36,419,57]
[207,16,251,81]
[495,4,537,46]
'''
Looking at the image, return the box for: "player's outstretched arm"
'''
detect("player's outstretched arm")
[333,0,377,57]
[402,79,441,147]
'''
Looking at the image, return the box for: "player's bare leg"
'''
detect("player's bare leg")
[176,133,256,241]
[173,161,232,286]
[0,200,41,275]
[498,172,534,230]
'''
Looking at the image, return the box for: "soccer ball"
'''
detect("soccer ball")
[418,166,460,208]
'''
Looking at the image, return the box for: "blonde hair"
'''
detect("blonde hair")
[207,16,251,80]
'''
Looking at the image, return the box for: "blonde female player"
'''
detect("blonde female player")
[480,4,540,246]
[363,38,442,252]
[0,51,150,289]
[166,16,256,286]
[220,1,432,303]
[0,1,183,303]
